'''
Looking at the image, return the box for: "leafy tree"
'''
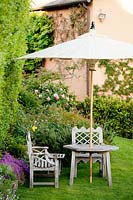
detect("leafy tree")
[24,13,54,73]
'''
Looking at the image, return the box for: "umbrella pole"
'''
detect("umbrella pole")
[89,69,93,183]
[90,69,93,149]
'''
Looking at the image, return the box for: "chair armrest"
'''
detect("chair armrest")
[49,153,65,159]
[31,152,45,156]
[32,146,49,150]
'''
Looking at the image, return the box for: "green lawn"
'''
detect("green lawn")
[18,137,133,200]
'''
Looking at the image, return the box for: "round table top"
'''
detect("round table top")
[63,144,119,152]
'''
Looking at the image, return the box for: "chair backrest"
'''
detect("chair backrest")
[26,131,33,157]
[26,132,53,167]
[72,126,103,145]
[26,132,49,155]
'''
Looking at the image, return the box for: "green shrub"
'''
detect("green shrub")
[18,89,40,110]
[13,105,89,166]
[20,69,77,112]
[77,96,133,140]
[0,164,18,200]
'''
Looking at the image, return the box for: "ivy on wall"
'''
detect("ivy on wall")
[52,4,87,44]
[49,4,87,79]
[0,0,30,149]
[98,59,133,98]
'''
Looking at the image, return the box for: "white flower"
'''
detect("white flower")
[66,97,69,101]
[34,89,39,94]
[38,94,42,98]
[61,94,65,98]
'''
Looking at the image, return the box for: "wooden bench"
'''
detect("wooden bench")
[26,131,65,188]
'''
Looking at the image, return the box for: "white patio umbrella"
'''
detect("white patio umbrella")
[19,22,133,183]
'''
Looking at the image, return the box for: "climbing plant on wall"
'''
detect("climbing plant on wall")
[98,59,133,98]
[52,4,87,43]
[50,4,87,79]
[0,0,30,150]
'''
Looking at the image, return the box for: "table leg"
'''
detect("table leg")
[106,152,112,187]
[70,151,75,185]
[90,153,93,183]
[102,153,107,177]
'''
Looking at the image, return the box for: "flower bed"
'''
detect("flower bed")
[0,153,29,200]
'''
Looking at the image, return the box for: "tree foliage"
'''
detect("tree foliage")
[24,13,54,73]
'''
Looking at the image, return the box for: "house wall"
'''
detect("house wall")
[44,5,90,100]
[44,0,133,100]
[93,0,133,43]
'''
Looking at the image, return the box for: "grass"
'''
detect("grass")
[18,137,133,200]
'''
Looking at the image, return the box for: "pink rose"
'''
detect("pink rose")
[54,93,60,100]
[47,96,51,101]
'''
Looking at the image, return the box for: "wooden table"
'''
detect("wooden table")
[63,144,119,187]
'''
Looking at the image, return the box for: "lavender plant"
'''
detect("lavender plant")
[0,153,29,184]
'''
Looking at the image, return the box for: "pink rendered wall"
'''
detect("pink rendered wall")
[44,1,133,100]
[92,0,133,43]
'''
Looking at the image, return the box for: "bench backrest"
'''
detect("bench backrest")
[72,126,103,145]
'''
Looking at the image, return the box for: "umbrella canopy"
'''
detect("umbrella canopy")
[19,25,133,183]
[20,31,133,60]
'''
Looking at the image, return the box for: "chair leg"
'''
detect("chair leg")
[59,159,61,175]
[30,168,33,188]
[55,161,59,188]
[74,160,77,177]
[99,160,102,175]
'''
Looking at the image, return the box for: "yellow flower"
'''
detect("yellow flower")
[32,125,37,132]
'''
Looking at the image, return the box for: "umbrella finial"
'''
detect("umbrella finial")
[90,21,95,30]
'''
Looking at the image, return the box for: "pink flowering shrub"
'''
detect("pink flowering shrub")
[36,82,77,111]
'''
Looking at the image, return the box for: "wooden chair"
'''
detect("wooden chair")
[72,126,104,178]
[26,131,65,188]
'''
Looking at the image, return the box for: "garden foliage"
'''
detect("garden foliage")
[24,13,54,73]
[77,96,133,141]
[0,163,18,200]
[0,0,30,151]
[12,69,89,164]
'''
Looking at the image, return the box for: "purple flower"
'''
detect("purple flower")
[0,152,29,184]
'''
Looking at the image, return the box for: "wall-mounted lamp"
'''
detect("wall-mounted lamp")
[98,12,106,22]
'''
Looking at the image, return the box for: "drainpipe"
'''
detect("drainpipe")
[83,2,91,96]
